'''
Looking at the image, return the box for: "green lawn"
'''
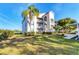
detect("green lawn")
[0,34,79,55]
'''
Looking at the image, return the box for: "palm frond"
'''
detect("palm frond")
[22,10,30,23]
[33,8,39,17]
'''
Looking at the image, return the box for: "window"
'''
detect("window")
[44,16,47,21]
[37,22,43,26]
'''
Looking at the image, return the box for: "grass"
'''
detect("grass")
[0,34,79,55]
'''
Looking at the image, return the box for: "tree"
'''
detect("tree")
[57,18,76,33]
[54,25,62,32]
[22,5,39,35]
[58,18,76,27]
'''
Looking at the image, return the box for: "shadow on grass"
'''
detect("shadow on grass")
[0,35,79,55]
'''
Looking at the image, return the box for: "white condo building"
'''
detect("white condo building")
[22,11,55,33]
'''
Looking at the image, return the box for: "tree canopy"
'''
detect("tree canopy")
[58,18,76,27]
[22,5,39,23]
[56,18,77,33]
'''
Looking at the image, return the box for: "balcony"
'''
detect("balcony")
[37,18,43,22]
[37,22,43,26]
[37,28,43,30]
[37,25,44,28]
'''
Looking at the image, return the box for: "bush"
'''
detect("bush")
[23,32,35,36]
[8,31,14,37]
[23,33,27,36]
[42,32,52,34]
[1,32,8,39]
[0,31,14,40]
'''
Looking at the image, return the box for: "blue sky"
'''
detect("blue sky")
[0,3,79,30]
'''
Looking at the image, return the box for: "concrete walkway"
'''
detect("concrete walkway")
[64,34,76,39]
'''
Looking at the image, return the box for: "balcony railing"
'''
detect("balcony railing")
[37,28,43,30]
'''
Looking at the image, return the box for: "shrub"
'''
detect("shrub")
[0,31,14,40]
[42,32,52,34]
[23,32,35,36]
[1,32,8,39]
[5,31,14,37]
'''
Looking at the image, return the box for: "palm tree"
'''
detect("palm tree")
[22,5,39,35]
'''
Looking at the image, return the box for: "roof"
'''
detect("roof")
[38,13,45,18]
